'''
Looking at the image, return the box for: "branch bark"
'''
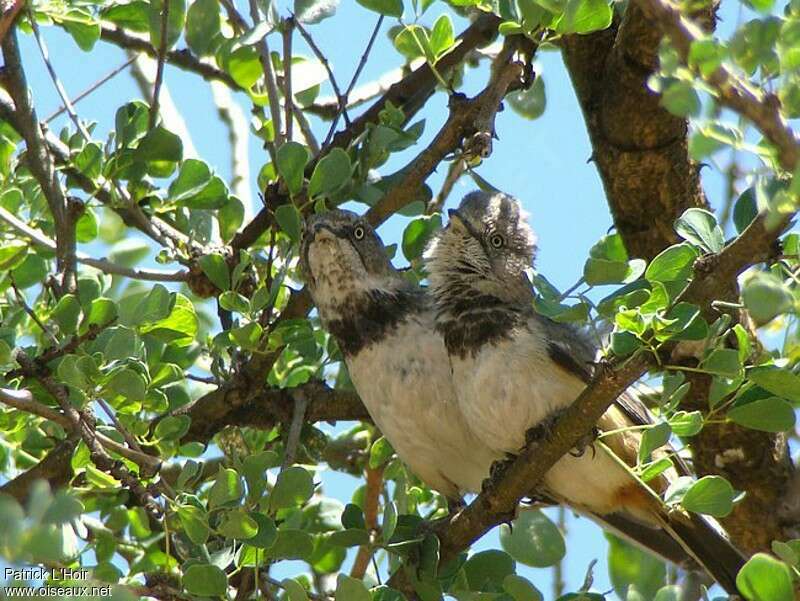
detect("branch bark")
[561,1,797,554]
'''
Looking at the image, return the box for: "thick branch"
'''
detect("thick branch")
[179,380,368,444]
[0,438,76,502]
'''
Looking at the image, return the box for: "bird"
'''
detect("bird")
[298,208,502,506]
[423,190,746,594]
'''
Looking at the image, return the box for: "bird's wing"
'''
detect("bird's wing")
[533,313,692,478]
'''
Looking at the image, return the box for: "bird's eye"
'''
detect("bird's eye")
[489,233,505,248]
[353,225,366,240]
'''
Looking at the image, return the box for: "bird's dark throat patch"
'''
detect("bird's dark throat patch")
[325,287,425,357]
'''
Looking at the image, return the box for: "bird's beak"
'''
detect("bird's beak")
[447,208,477,239]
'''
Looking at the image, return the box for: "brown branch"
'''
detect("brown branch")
[149,0,171,130]
[14,351,163,519]
[97,25,240,90]
[282,19,294,143]
[179,379,368,444]
[230,13,500,251]
[365,37,530,225]
[635,0,799,171]
[350,465,384,579]
[0,438,76,501]
[1,26,77,295]
[248,0,284,147]
[0,0,23,44]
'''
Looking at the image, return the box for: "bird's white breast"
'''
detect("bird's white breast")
[347,313,500,497]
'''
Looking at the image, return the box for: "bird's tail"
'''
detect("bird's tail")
[656,509,746,596]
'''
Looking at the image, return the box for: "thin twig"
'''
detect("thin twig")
[283,19,294,142]
[351,465,384,579]
[97,397,145,454]
[248,0,284,147]
[219,0,248,33]
[2,26,77,295]
[30,12,93,141]
[44,56,137,123]
[0,205,188,281]
[0,386,160,471]
[292,15,349,145]
[9,279,59,346]
[281,391,309,470]
[15,351,163,518]
[149,0,171,130]
[289,96,320,154]
[324,15,384,145]
[636,0,800,171]
[428,158,466,214]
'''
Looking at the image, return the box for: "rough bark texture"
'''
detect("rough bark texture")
[561,7,796,554]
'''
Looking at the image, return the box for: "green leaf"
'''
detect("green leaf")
[295,0,339,23]
[0,240,27,271]
[638,422,672,462]
[747,366,800,403]
[681,475,736,517]
[282,578,311,601]
[342,503,366,530]
[51,294,81,335]
[369,436,395,468]
[230,321,263,350]
[105,368,146,402]
[356,0,402,17]
[429,14,454,60]
[463,549,516,591]
[583,258,645,285]
[75,208,98,243]
[507,76,546,120]
[402,214,441,262]
[674,208,724,253]
[728,397,796,432]
[135,126,183,163]
[335,574,371,601]
[131,284,173,325]
[607,533,667,600]
[742,272,794,323]
[169,159,212,203]
[219,196,245,241]
[183,564,227,596]
[217,509,258,539]
[265,528,314,560]
[736,553,794,601]
[209,467,244,508]
[382,502,398,542]
[701,348,742,378]
[560,0,613,34]
[503,574,543,601]
[140,293,197,345]
[645,243,697,283]
[177,505,210,545]
[275,204,303,244]
[276,142,310,195]
[660,80,701,117]
[499,509,565,568]
[269,466,314,511]
[149,0,186,49]
[154,415,190,441]
[186,0,220,56]
[249,513,278,548]
[669,410,703,436]
[328,528,370,547]
[308,148,351,197]
[393,24,429,61]
[60,9,100,51]
[199,253,230,291]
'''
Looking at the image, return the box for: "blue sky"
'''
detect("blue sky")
[10,0,764,597]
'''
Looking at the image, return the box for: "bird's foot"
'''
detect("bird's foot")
[523,409,598,458]
[482,453,517,493]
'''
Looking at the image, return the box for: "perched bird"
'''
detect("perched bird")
[424,190,745,594]
[299,209,501,504]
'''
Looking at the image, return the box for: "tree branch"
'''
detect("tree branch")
[1,26,77,295]
[179,380,368,444]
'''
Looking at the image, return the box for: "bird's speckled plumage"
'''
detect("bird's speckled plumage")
[424,191,745,593]
[300,209,501,499]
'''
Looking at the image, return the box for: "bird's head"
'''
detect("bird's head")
[424,190,537,302]
[300,209,401,320]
